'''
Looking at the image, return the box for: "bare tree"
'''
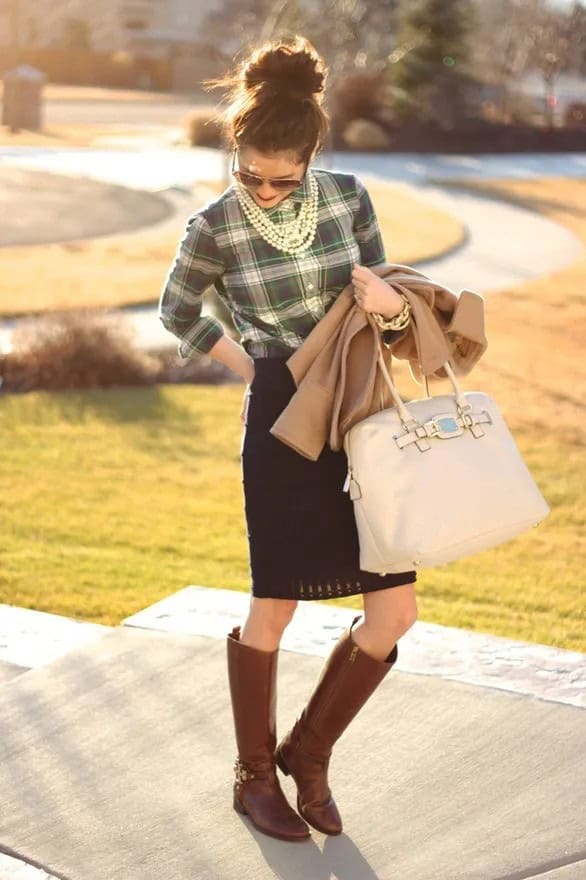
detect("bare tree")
[565,1,586,76]
[201,0,398,154]
[203,0,397,77]
[473,0,583,124]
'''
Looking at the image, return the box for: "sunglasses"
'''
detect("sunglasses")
[231,150,306,192]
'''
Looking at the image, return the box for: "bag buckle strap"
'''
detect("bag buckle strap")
[394,409,493,450]
[393,425,431,452]
[456,408,492,438]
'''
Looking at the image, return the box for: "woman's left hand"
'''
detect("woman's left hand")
[352,264,404,317]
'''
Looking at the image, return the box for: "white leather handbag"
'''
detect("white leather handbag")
[342,335,550,574]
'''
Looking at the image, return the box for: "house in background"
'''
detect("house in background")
[0,0,223,54]
[0,0,227,91]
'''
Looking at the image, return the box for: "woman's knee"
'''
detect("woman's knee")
[248,597,298,633]
[362,584,418,635]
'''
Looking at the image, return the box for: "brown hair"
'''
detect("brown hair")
[204,35,330,165]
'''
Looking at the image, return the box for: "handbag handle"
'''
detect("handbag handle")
[370,270,452,405]
[374,330,471,430]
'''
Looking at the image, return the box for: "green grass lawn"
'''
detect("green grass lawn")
[2,175,583,653]
[1,383,582,651]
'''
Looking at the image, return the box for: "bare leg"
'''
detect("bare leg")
[240,597,299,651]
[352,583,418,661]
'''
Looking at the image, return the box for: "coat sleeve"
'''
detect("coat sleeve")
[387,287,488,384]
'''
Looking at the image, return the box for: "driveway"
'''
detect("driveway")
[0,166,172,247]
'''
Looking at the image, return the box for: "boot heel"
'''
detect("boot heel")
[275,749,290,776]
[233,793,248,815]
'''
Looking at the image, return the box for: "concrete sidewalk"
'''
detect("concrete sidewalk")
[0,589,584,880]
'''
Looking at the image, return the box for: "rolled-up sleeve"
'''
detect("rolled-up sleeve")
[353,176,386,268]
[158,212,226,358]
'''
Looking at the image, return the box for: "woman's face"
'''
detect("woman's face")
[234,146,308,209]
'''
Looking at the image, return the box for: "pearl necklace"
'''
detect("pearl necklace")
[234,171,319,256]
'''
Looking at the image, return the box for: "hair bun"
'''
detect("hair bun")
[243,35,326,101]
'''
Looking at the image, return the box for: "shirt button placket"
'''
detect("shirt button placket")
[305,279,322,319]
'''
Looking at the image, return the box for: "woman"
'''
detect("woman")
[158,35,418,842]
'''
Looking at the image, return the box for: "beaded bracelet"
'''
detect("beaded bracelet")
[371,292,411,331]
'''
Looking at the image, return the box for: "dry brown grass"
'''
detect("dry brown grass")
[0,178,463,316]
[433,177,586,443]
[0,227,192,313]
[185,108,224,149]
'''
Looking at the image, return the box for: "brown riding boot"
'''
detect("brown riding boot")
[274,614,398,835]
[227,624,311,842]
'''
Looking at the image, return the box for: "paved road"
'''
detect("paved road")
[0,89,213,126]
[0,166,172,247]
[332,149,586,181]
[2,144,586,189]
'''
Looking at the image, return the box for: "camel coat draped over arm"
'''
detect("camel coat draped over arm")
[268,262,488,462]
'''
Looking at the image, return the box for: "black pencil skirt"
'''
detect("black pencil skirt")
[240,355,417,601]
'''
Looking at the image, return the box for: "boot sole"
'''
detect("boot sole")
[275,748,342,836]
[233,792,311,842]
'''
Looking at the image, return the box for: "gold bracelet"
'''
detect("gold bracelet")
[371,292,411,331]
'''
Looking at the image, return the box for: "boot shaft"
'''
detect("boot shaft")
[226,625,279,764]
[298,615,396,749]
[226,626,312,841]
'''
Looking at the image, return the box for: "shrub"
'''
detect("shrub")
[342,118,391,151]
[331,70,389,129]
[506,92,540,126]
[564,102,586,128]
[185,107,226,149]
[0,309,161,394]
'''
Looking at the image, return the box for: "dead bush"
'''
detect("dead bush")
[563,102,586,128]
[185,107,226,149]
[331,70,389,129]
[342,118,391,151]
[0,308,161,394]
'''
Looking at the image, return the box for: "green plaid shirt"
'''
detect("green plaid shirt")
[158,168,392,359]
